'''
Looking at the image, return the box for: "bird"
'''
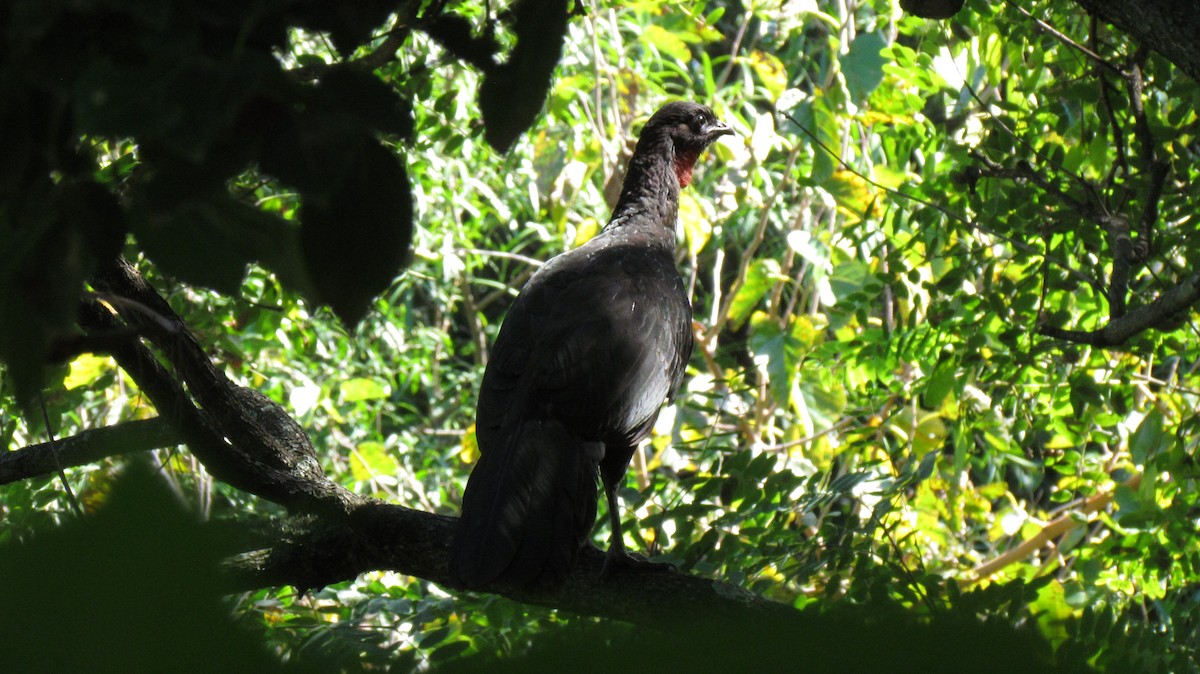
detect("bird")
[451,101,733,589]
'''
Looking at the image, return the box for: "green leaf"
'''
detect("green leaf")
[643,25,692,62]
[350,441,400,481]
[479,0,570,152]
[63,354,112,390]
[0,181,99,405]
[341,378,389,402]
[750,316,791,407]
[843,33,888,103]
[679,192,711,257]
[786,230,829,271]
[1067,372,1104,416]
[728,259,781,329]
[0,461,289,671]
[315,65,413,139]
[828,259,872,304]
[791,96,839,185]
[914,450,938,482]
[73,59,176,140]
[923,357,958,408]
[1129,409,1165,465]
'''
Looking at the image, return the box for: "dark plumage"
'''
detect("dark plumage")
[451,101,732,588]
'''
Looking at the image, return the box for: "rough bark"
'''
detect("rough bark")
[0,418,180,485]
[1074,0,1200,83]
[1039,270,1200,346]
[223,503,793,625]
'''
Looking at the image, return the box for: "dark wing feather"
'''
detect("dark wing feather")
[451,419,601,587]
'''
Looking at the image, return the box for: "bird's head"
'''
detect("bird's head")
[640,101,733,188]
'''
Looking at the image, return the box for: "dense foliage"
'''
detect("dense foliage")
[2,0,1199,670]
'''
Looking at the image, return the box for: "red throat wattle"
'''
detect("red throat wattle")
[674,150,699,187]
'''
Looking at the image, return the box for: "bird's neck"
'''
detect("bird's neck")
[605,135,680,248]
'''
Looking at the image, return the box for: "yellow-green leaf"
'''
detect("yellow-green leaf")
[826,169,882,223]
[748,50,787,102]
[350,441,399,482]
[679,192,711,257]
[460,425,479,464]
[572,217,601,248]
[341,378,389,402]
[923,359,958,408]
[729,258,781,329]
[788,314,825,349]
[64,354,113,390]
[643,25,691,62]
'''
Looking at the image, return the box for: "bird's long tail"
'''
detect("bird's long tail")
[451,420,601,588]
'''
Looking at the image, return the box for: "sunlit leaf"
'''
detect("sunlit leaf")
[350,441,399,481]
[1129,409,1165,465]
[573,218,601,248]
[749,110,778,163]
[825,170,881,223]
[460,425,479,464]
[289,384,322,417]
[340,378,389,402]
[679,192,711,257]
[643,25,692,62]
[748,50,787,102]
[729,259,781,329]
[786,230,830,272]
[64,354,113,390]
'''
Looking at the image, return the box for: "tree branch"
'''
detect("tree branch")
[223,502,795,625]
[1073,0,1200,84]
[1039,270,1200,346]
[86,259,361,518]
[0,418,182,485]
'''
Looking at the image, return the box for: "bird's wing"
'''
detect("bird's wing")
[479,243,691,444]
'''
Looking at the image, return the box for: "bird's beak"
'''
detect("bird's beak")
[702,119,734,140]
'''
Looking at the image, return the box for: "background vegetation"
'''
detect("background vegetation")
[2,0,1198,670]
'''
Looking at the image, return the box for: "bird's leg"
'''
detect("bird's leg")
[601,478,629,569]
[598,468,673,578]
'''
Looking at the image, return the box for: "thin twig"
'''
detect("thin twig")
[1006,1,1125,76]
[457,247,545,268]
[38,394,83,516]
[758,419,852,452]
[1124,52,1156,168]
[715,9,753,90]
[1091,17,1128,188]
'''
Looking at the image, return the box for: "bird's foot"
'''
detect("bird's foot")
[600,549,676,579]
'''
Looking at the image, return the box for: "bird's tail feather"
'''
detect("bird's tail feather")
[451,420,600,588]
